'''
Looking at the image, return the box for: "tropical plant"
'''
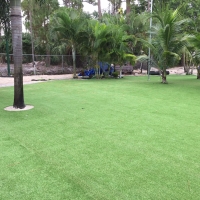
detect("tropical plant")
[0,0,11,76]
[107,25,136,77]
[150,5,189,83]
[124,12,149,55]
[51,8,88,77]
[22,0,59,67]
[188,34,200,79]
[85,20,114,78]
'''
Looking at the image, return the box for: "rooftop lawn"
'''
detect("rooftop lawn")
[0,75,200,199]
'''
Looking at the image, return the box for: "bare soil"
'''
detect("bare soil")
[0,74,74,87]
[0,62,76,76]
[0,64,197,88]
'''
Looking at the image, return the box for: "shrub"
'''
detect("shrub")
[112,71,119,78]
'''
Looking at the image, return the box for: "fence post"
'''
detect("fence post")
[6,39,10,76]
[62,55,64,73]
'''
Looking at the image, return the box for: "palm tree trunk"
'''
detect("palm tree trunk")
[45,47,50,67]
[191,64,194,75]
[10,0,25,109]
[72,44,76,77]
[119,65,123,78]
[126,0,131,16]
[197,66,200,79]
[64,0,70,7]
[162,68,167,83]
[98,0,102,18]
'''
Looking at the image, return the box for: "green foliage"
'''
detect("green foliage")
[125,12,149,55]
[151,4,189,80]
[22,33,32,63]
[0,35,12,53]
[188,34,200,67]
[112,71,119,78]
[0,0,11,39]
[50,7,89,74]
[21,0,59,57]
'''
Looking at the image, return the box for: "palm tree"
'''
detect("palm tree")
[82,20,113,77]
[107,24,136,77]
[188,34,200,79]
[151,5,189,83]
[52,8,88,77]
[79,14,137,78]
[124,12,149,55]
[10,0,25,108]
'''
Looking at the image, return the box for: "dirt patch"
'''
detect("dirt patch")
[0,74,73,87]
[0,62,84,76]
[133,67,197,76]
[0,65,197,87]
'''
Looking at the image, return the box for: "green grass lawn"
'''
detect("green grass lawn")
[0,75,200,200]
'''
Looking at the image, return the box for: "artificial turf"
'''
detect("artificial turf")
[0,75,200,199]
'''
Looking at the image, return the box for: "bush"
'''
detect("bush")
[112,71,119,78]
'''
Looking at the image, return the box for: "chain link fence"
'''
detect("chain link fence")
[0,53,87,76]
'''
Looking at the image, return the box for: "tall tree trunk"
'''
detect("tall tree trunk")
[161,68,167,83]
[197,66,200,79]
[126,0,131,15]
[191,64,194,75]
[45,46,50,67]
[10,0,25,109]
[72,44,76,77]
[119,65,123,78]
[98,0,102,18]
[148,0,150,11]
[29,9,36,75]
[45,3,50,68]
[64,0,70,7]
[140,62,143,73]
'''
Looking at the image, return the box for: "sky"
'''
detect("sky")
[58,0,126,13]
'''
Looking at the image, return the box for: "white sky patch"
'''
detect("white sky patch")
[58,0,126,13]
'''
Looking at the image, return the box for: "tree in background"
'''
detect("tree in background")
[62,0,97,14]
[51,8,89,77]
[151,4,189,83]
[22,0,59,67]
[108,26,136,77]
[0,0,11,76]
[108,0,122,14]
[188,34,200,79]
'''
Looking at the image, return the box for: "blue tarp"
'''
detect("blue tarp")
[78,62,114,76]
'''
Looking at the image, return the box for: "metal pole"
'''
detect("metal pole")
[5,35,10,76]
[62,55,64,73]
[148,0,153,80]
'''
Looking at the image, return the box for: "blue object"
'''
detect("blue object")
[78,69,95,76]
[78,62,113,77]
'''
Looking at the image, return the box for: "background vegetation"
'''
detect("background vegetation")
[1,0,200,76]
